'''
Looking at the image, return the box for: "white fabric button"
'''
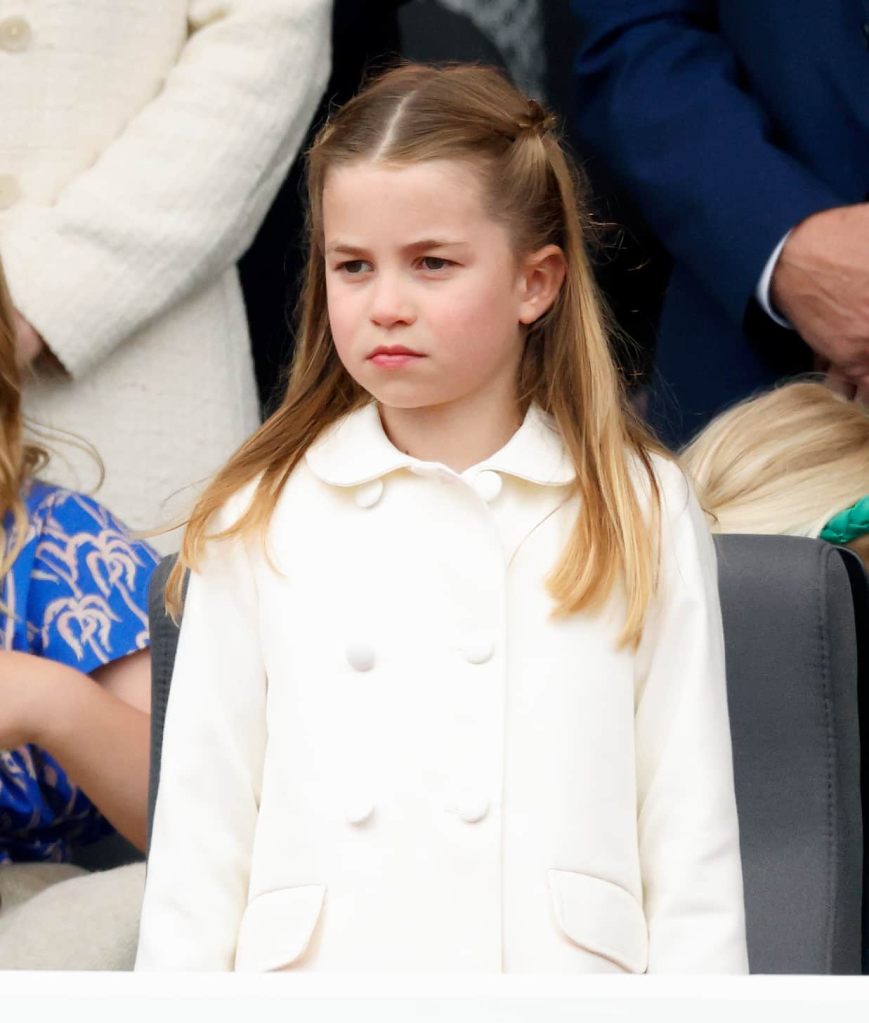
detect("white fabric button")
[345,641,375,672]
[345,798,375,826]
[0,16,32,53]
[472,470,502,503]
[354,478,383,509]
[0,174,21,211]
[456,793,490,824]
[460,633,494,665]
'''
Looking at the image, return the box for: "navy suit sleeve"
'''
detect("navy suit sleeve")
[572,0,845,324]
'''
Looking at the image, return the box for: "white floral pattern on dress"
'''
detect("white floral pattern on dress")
[0,482,159,863]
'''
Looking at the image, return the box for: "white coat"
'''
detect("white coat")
[0,0,332,548]
[136,401,749,974]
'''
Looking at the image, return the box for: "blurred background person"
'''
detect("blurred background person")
[0,1,332,550]
[0,258,157,969]
[681,380,869,573]
[573,2,869,447]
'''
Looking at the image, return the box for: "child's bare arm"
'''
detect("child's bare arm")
[0,648,151,852]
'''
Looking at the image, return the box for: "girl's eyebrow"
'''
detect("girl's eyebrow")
[403,238,466,252]
[325,242,369,257]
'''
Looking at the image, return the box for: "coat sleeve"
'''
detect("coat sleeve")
[135,493,267,971]
[633,459,749,973]
[0,0,332,379]
[571,0,843,325]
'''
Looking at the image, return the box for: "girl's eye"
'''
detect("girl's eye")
[420,256,451,271]
[339,260,371,275]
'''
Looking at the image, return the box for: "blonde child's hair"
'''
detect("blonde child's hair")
[680,380,869,568]
[166,63,668,646]
[0,261,50,583]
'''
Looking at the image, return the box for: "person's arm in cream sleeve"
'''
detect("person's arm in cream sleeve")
[0,0,332,379]
[633,461,749,973]
[135,490,267,970]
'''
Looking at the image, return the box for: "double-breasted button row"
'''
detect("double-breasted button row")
[0,14,29,214]
[0,16,31,53]
[343,795,490,825]
[345,636,495,670]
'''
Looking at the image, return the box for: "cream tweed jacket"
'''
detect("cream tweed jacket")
[0,0,332,549]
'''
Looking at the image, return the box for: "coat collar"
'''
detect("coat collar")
[305,401,576,488]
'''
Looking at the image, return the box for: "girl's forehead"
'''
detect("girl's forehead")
[322,158,494,234]
[324,157,485,193]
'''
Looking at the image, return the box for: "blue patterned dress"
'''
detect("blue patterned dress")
[0,482,160,863]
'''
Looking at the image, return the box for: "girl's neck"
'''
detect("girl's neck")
[377,392,523,474]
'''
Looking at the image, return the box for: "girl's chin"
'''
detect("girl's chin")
[364,384,446,411]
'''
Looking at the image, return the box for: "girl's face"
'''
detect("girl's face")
[322,158,559,418]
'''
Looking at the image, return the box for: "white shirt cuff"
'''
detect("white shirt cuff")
[755,231,793,329]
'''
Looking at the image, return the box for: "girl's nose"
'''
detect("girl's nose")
[369,277,416,328]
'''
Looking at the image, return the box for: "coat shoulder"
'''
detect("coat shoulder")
[627,448,692,520]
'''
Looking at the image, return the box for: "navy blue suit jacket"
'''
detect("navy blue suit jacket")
[572,0,869,446]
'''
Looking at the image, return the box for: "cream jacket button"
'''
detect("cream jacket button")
[456,793,490,824]
[472,469,502,502]
[345,641,375,672]
[354,478,384,509]
[460,633,494,665]
[345,799,375,825]
[0,174,21,210]
[0,16,32,52]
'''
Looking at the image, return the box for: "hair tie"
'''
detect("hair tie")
[516,98,557,138]
[818,494,869,545]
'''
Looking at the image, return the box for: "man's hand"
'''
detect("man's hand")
[12,309,46,366]
[770,204,869,400]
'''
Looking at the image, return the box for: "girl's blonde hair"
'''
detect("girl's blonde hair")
[680,380,869,567]
[0,261,50,584]
[167,63,666,646]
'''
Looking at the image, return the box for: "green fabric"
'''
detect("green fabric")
[819,495,869,545]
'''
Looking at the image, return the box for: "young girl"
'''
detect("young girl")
[136,64,748,974]
[680,380,869,570]
[0,258,159,967]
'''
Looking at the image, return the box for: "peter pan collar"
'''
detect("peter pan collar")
[305,401,575,487]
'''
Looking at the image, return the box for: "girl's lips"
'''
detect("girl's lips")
[369,352,426,368]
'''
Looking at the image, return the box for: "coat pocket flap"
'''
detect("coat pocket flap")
[235,884,326,972]
[547,869,648,974]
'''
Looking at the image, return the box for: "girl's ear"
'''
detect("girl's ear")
[517,245,566,325]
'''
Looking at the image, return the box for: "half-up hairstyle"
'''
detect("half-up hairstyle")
[167,63,667,646]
